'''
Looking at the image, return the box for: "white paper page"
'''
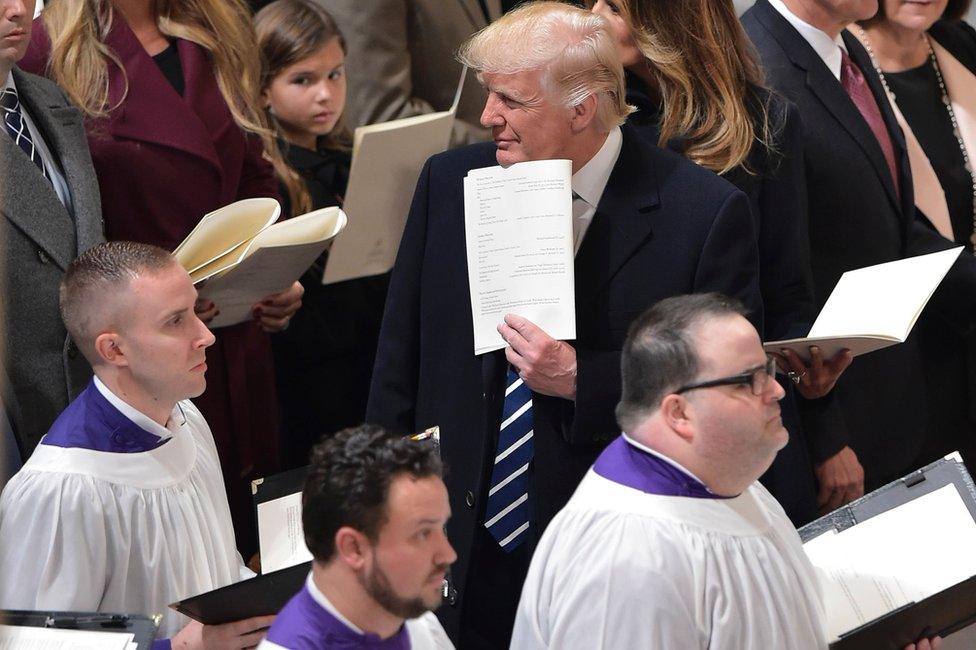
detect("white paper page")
[808,247,962,339]
[257,492,313,574]
[803,484,976,641]
[0,625,134,650]
[463,159,576,355]
[198,208,346,328]
[323,110,456,284]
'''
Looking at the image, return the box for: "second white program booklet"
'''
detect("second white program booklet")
[464,159,576,355]
[764,246,963,359]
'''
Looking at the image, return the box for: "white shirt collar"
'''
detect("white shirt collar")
[93,376,175,442]
[767,0,847,80]
[4,71,15,93]
[305,572,364,634]
[620,432,713,491]
[571,126,622,208]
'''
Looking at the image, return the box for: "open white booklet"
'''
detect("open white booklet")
[322,68,467,285]
[463,159,576,355]
[764,247,963,359]
[803,480,976,642]
[196,206,346,329]
[257,491,313,574]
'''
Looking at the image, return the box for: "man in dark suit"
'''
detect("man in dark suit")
[0,0,103,458]
[366,3,762,648]
[743,0,976,504]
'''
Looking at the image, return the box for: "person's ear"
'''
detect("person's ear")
[570,94,599,133]
[93,332,127,368]
[661,393,695,443]
[334,526,371,570]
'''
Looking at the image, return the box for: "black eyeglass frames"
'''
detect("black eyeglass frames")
[674,355,778,397]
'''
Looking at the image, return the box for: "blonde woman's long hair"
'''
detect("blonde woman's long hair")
[42,0,267,140]
[598,0,774,175]
[255,0,352,216]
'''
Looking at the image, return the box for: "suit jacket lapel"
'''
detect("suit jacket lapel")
[753,1,902,213]
[575,126,660,308]
[3,71,77,269]
[15,69,103,256]
[103,16,224,177]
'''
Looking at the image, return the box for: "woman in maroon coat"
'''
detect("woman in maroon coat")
[22,0,303,556]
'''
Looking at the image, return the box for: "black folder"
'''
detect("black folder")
[798,453,976,649]
[0,610,158,648]
[169,561,310,625]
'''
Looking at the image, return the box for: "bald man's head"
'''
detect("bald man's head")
[60,242,178,365]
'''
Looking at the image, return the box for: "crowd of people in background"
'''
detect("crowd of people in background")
[1,0,975,648]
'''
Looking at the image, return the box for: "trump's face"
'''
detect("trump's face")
[479,69,578,166]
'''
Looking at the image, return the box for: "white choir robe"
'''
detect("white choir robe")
[0,393,250,637]
[511,470,829,649]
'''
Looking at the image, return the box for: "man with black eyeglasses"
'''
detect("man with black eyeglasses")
[510,293,939,650]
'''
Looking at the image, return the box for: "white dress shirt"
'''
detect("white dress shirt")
[4,71,73,210]
[571,126,622,253]
[767,0,848,80]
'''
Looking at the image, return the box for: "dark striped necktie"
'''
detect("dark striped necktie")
[484,367,534,550]
[1,86,49,181]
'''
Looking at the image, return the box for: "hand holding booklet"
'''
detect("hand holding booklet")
[799,453,976,648]
[173,198,347,329]
[463,159,576,355]
[764,247,963,360]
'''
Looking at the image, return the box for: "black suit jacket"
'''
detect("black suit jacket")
[366,123,762,637]
[743,0,976,486]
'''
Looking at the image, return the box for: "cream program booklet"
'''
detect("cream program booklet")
[194,206,347,329]
[764,247,963,360]
[323,68,467,285]
[463,159,576,355]
[174,197,280,278]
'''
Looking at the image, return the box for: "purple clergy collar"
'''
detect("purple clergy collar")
[592,435,731,499]
[40,380,169,453]
[266,584,412,650]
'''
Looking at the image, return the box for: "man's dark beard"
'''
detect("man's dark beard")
[360,559,448,620]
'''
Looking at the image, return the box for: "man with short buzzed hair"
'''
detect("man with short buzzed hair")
[0,241,275,650]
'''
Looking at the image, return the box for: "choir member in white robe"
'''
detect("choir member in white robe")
[511,294,940,650]
[0,242,275,649]
[258,426,456,650]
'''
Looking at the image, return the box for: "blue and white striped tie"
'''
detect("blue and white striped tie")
[0,87,48,181]
[484,367,533,551]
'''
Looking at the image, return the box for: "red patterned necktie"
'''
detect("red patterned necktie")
[839,50,901,200]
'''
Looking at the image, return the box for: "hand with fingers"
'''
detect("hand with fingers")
[815,445,865,514]
[252,281,304,333]
[194,298,219,325]
[497,314,577,400]
[904,636,942,650]
[171,614,276,650]
[774,345,853,399]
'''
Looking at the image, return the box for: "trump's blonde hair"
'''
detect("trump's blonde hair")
[458,1,633,132]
